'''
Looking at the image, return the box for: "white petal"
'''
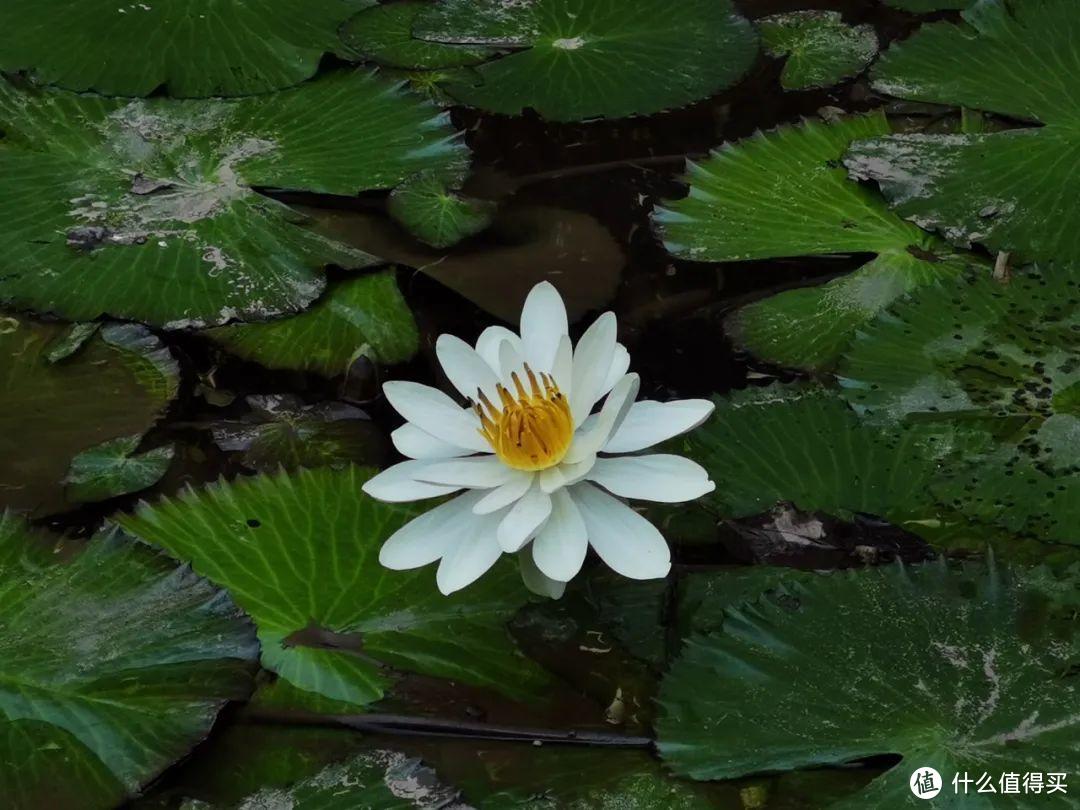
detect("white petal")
[571,482,671,580]
[514,548,565,600]
[603,399,715,453]
[499,338,524,380]
[437,334,501,402]
[551,334,573,395]
[538,465,565,494]
[599,343,630,400]
[497,481,553,552]
[520,281,569,373]
[475,325,522,374]
[569,311,617,424]
[586,455,715,502]
[379,491,484,569]
[391,423,474,460]
[564,373,640,464]
[414,456,516,489]
[518,547,566,599]
[558,454,597,487]
[532,488,588,582]
[362,460,462,503]
[436,515,504,594]
[473,471,535,514]
[383,381,490,453]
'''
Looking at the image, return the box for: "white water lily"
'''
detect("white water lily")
[363,281,715,597]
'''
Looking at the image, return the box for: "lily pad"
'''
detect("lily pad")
[678,385,953,525]
[342,1,496,69]
[839,266,1080,426]
[206,270,419,376]
[210,395,384,473]
[884,0,971,10]
[0,72,466,328]
[0,0,375,97]
[119,466,547,708]
[0,316,178,516]
[63,435,174,504]
[657,561,1080,807]
[410,0,758,121]
[0,513,258,810]
[388,172,496,248]
[847,0,1080,263]
[759,12,877,91]
[653,113,971,370]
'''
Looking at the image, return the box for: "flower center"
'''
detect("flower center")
[474,364,574,471]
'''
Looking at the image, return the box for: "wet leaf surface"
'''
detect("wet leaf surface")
[758,11,878,91]
[0,514,258,810]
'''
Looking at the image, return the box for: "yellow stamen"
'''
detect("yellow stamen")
[474,363,574,471]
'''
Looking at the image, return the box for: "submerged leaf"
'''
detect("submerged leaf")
[0,72,465,327]
[0,0,375,97]
[0,317,178,516]
[758,11,877,91]
[0,513,258,810]
[658,561,1080,807]
[411,0,758,121]
[120,466,547,708]
[63,435,174,504]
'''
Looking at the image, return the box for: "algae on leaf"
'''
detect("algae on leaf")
[849,0,1080,263]
[654,113,977,370]
[410,0,758,121]
[0,72,466,328]
[758,11,877,91]
[658,561,1080,808]
[0,0,375,97]
[120,466,548,709]
[0,514,258,810]
[0,317,178,516]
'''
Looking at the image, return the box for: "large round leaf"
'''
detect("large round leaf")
[119,466,547,708]
[342,1,496,70]
[847,0,1080,263]
[0,0,374,97]
[678,385,952,525]
[0,72,466,327]
[0,316,178,516]
[0,513,258,810]
[653,113,974,370]
[657,562,1080,807]
[411,0,758,121]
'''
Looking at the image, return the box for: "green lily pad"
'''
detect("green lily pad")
[657,561,1080,807]
[759,12,877,91]
[839,266,1080,426]
[678,385,953,525]
[884,0,971,10]
[0,316,178,516]
[119,466,547,709]
[210,395,384,473]
[847,0,1080,263]
[0,72,466,328]
[0,0,374,97]
[388,172,496,248]
[342,1,496,69]
[207,270,419,375]
[0,513,258,810]
[63,435,174,504]
[411,0,758,121]
[653,113,970,370]
[676,566,820,638]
